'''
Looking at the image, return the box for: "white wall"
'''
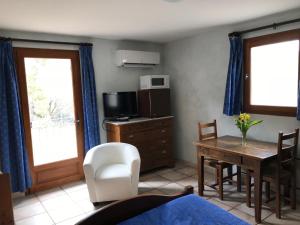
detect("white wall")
[91,38,163,141]
[163,9,300,189]
[0,30,164,142]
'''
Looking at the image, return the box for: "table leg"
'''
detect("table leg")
[254,163,262,224]
[197,152,204,196]
[246,169,251,207]
[237,166,242,192]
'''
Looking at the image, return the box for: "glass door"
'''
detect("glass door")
[15,48,84,192]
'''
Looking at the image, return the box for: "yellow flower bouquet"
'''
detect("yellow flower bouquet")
[235,113,263,146]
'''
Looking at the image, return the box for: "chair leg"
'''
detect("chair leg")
[283,184,290,205]
[218,165,223,201]
[246,170,251,207]
[215,167,219,185]
[227,166,233,185]
[275,181,281,219]
[291,176,296,209]
[265,181,270,203]
[237,166,242,192]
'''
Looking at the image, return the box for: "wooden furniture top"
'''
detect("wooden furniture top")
[105,116,173,126]
[194,135,278,160]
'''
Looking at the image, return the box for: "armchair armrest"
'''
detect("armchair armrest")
[122,145,141,173]
[83,147,105,179]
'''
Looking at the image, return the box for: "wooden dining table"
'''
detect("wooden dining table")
[194,135,278,223]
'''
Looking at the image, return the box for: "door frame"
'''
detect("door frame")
[14,47,85,193]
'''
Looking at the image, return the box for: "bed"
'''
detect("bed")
[75,186,249,225]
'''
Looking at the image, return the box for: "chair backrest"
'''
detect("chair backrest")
[277,128,299,175]
[198,119,218,141]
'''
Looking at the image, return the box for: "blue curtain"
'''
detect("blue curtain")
[223,35,243,116]
[79,45,100,153]
[0,40,32,192]
[297,81,300,120]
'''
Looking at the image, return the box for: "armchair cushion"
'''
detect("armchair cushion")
[95,164,131,181]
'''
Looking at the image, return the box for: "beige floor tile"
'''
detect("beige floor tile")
[214,196,244,208]
[142,189,166,195]
[15,213,54,225]
[176,176,198,188]
[13,202,45,221]
[142,175,170,188]
[67,187,90,203]
[138,182,154,194]
[235,203,272,221]
[56,214,88,225]
[139,172,158,182]
[263,212,300,225]
[155,168,175,175]
[47,204,84,224]
[229,208,256,225]
[158,182,185,195]
[41,195,75,212]
[207,198,233,211]
[61,180,87,194]
[202,185,219,197]
[75,199,97,213]
[176,166,196,176]
[13,194,39,209]
[36,187,66,201]
[159,170,187,181]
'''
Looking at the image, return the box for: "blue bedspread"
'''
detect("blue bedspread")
[118,194,249,225]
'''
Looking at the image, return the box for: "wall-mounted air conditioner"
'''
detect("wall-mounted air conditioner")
[116,50,160,68]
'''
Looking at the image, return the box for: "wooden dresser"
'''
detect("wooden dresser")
[106,116,174,172]
[0,172,14,225]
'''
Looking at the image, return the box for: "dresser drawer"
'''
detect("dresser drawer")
[119,118,172,135]
[121,128,171,144]
[119,121,155,134]
[151,118,172,129]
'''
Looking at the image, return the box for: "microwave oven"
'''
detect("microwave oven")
[140,75,170,90]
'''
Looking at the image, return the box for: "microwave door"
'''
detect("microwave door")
[151,78,164,86]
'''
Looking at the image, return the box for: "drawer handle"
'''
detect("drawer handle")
[162,150,167,154]
[129,134,134,138]
[161,140,167,144]
[161,129,166,133]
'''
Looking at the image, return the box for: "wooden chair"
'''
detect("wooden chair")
[198,120,241,200]
[245,128,299,218]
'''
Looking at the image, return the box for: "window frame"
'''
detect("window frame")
[244,29,300,117]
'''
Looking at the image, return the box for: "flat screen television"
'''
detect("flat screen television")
[103,92,138,119]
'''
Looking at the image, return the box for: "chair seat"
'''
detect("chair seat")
[95,164,131,181]
[262,162,291,182]
[248,162,291,182]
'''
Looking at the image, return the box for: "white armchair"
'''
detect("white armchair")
[83,142,141,204]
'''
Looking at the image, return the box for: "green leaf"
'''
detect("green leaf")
[249,120,263,127]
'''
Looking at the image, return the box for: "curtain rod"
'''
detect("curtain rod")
[228,18,300,37]
[0,36,93,46]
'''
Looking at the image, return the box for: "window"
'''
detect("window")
[244,29,300,116]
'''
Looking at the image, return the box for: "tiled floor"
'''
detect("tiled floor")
[13,161,300,225]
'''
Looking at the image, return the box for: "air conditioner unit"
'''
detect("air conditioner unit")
[116,50,160,68]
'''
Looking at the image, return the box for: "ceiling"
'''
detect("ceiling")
[0,0,300,43]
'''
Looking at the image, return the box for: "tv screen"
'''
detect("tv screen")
[103,92,138,118]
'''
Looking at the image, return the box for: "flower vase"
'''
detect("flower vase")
[242,132,247,146]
